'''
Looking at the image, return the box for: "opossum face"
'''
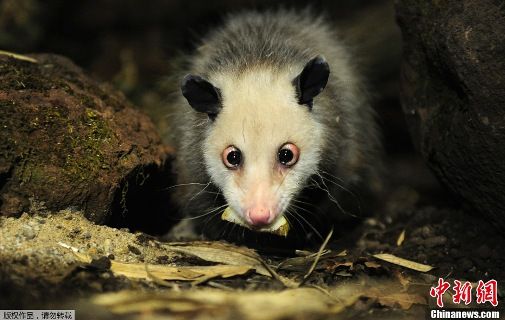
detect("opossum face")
[182,57,329,229]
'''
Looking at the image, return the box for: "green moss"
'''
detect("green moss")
[19,161,55,185]
[0,56,121,187]
[63,107,115,181]
[7,102,117,183]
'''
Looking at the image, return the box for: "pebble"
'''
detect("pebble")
[410,236,424,245]
[424,236,447,248]
[477,244,491,259]
[459,258,473,271]
[22,226,36,240]
[449,248,463,258]
[89,256,111,271]
[157,255,170,264]
[103,239,112,254]
[128,245,141,255]
[421,226,433,238]
[35,217,46,224]
[416,253,427,263]
[17,255,29,265]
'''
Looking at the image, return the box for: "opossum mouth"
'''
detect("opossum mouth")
[221,207,289,237]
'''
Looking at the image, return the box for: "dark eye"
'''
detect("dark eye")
[222,146,242,169]
[278,143,299,167]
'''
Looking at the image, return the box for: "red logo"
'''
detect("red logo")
[452,280,472,305]
[430,278,451,308]
[476,280,498,307]
[430,278,499,308]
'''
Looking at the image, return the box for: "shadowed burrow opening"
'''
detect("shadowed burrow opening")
[108,156,180,235]
[0,164,15,212]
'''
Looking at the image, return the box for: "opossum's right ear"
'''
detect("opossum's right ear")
[181,74,222,118]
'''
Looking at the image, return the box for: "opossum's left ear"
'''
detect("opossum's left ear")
[181,74,222,118]
[293,56,330,109]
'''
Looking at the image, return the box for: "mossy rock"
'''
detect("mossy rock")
[0,53,174,230]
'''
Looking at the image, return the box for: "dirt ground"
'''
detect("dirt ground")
[1,157,503,319]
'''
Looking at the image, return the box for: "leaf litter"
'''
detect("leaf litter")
[2,210,439,319]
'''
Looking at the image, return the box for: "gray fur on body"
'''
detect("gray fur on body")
[166,9,382,228]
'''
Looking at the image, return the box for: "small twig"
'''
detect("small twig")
[259,258,300,288]
[207,281,234,291]
[57,242,79,252]
[300,228,333,286]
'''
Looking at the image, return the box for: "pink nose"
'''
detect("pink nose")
[247,207,272,227]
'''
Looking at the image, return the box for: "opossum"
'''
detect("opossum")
[167,9,382,243]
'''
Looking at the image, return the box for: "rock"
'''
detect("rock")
[103,239,112,254]
[423,236,447,248]
[458,258,473,271]
[476,244,491,260]
[21,226,36,240]
[127,245,141,256]
[0,53,175,233]
[396,0,505,231]
[420,226,433,239]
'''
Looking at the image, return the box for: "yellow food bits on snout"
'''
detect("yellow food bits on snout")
[221,207,289,237]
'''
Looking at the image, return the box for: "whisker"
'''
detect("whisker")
[316,171,362,215]
[287,206,323,240]
[291,198,318,209]
[311,175,356,218]
[186,181,212,203]
[179,203,228,221]
[317,170,361,200]
[289,201,327,228]
[285,209,309,237]
[162,182,210,191]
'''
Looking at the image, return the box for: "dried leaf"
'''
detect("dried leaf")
[61,243,252,283]
[111,261,252,282]
[162,241,299,288]
[397,230,406,246]
[326,261,353,272]
[364,261,381,269]
[373,253,434,272]
[93,287,344,318]
[375,292,426,310]
[162,241,270,276]
[393,270,411,290]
